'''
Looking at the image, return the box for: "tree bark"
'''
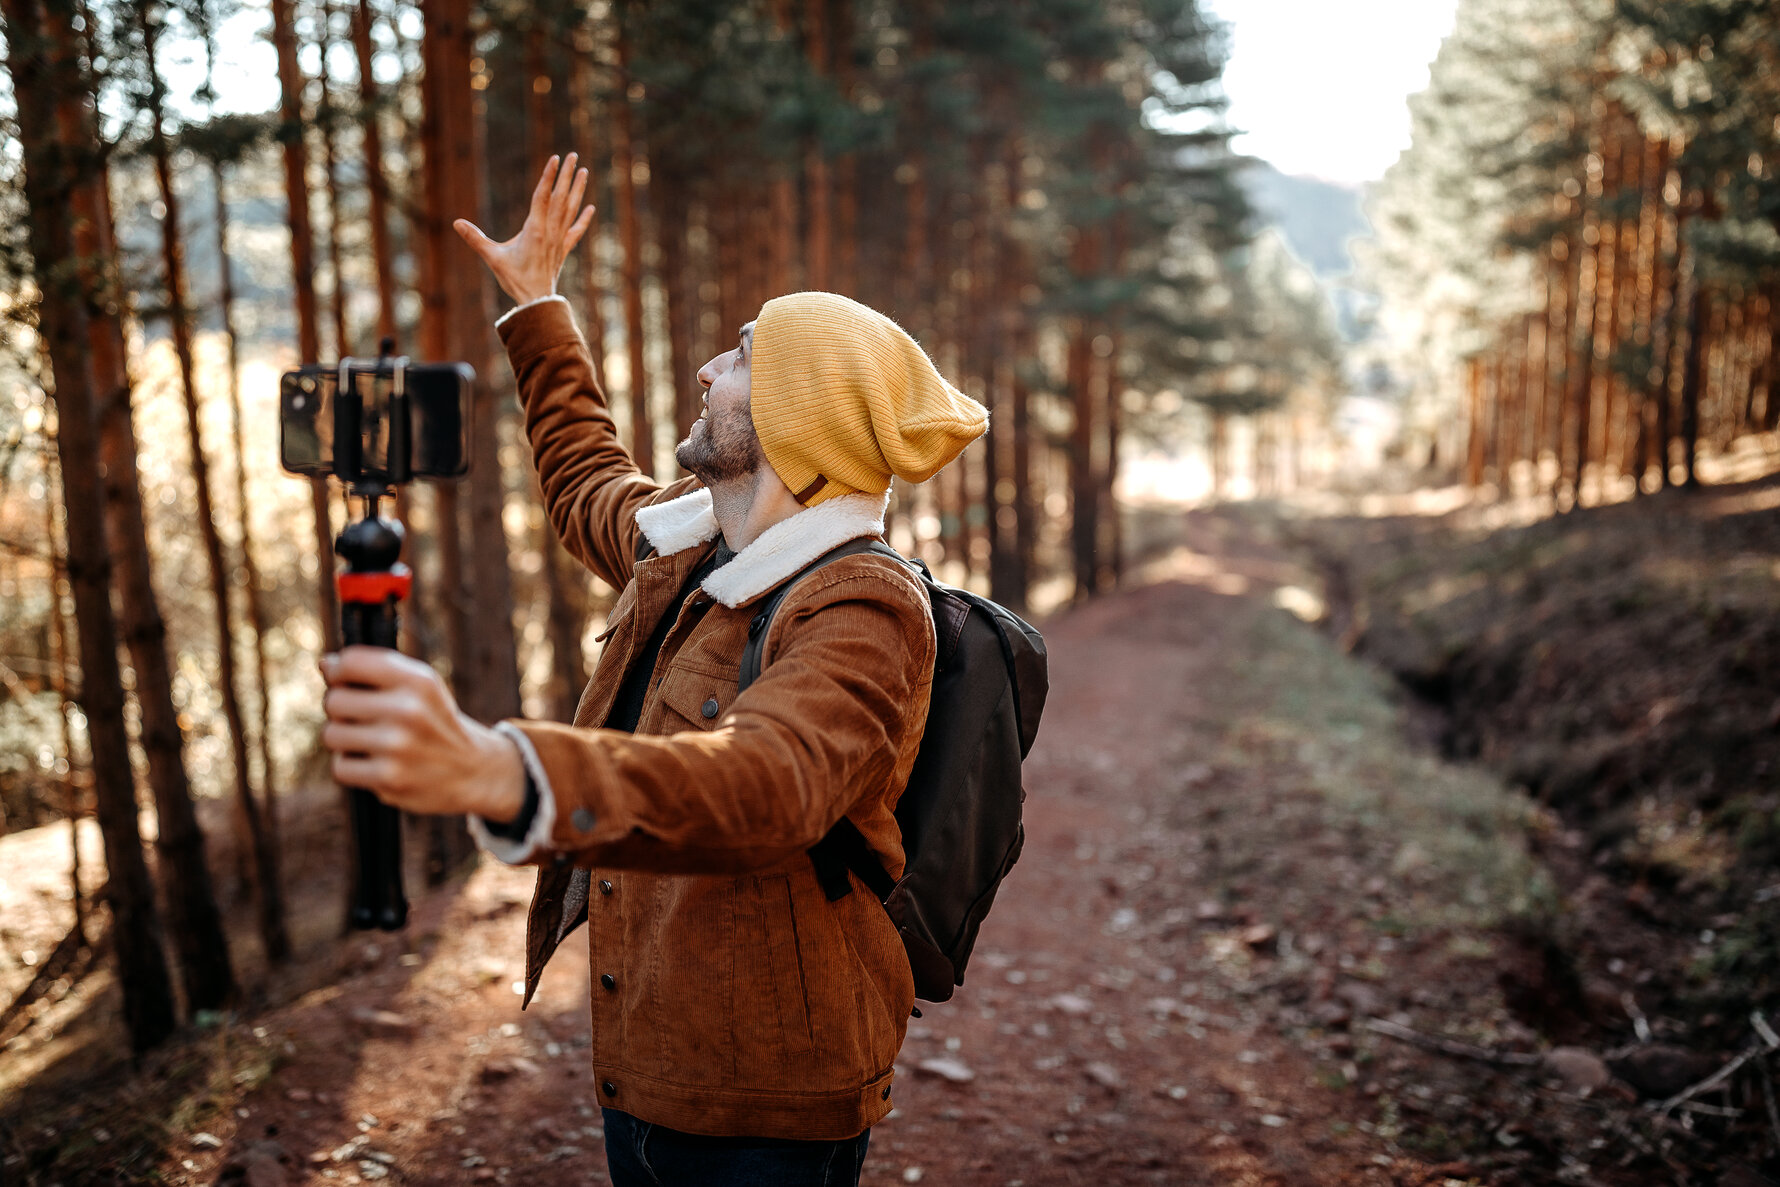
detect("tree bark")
[62,0,238,1009]
[194,0,283,896]
[1679,261,1706,491]
[1067,315,1097,599]
[417,0,472,698]
[315,4,350,358]
[441,0,521,721]
[611,5,653,475]
[4,0,178,1051]
[272,0,342,654]
[570,24,610,394]
[44,453,85,941]
[803,0,831,292]
[141,0,289,966]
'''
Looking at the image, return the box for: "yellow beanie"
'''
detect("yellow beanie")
[751,292,988,506]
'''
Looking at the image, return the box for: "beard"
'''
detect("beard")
[675,400,767,485]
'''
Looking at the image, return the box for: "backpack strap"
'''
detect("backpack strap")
[736,537,900,691]
[809,818,898,903]
[736,536,913,904]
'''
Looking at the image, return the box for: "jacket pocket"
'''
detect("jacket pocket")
[734,873,815,1058]
[654,663,738,732]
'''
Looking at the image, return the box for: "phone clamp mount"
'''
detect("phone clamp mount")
[332,342,413,932]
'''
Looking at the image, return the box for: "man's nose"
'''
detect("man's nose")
[696,359,716,387]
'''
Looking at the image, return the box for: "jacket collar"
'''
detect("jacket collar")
[634,487,889,609]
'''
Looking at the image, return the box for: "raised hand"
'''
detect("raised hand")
[454,152,595,306]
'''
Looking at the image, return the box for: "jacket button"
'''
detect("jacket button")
[598,879,613,895]
[600,973,616,991]
[571,808,595,833]
[602,1080,617,1097]
[701,697,719,719]
[881,1084,892,1100]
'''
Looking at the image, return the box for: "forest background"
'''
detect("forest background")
[1,0,1779,1180]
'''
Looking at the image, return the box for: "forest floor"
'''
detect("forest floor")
[4,479,1779,1186]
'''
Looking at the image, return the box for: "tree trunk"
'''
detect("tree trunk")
[440,0,520,722]
[656,164,699,444]
[611,5,653,475]
[44,455,85,941]
[803,0,830,292]
[4,0,178,1051]
[194,0,283,899]
[63,0,237,1010]
[570,26,610,394]
[353,0,397,345]
[272,0,342,654]
[1568,180,1601,506]
[1654,205,1688,489]
[418,0,472,697]
[1680,265,1706,491]
[315,5,350,358]
[1067,317,1096,600]
[141,0,289,966]
[526,15,589,722]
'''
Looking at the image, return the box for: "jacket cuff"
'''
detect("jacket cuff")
[494,292,568,330]
[467,722,559,864]
[496,294,584,369]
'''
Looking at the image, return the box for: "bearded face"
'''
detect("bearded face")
[675,394,766,484]
[680,321,766,485]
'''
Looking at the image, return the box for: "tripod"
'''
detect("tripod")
[336,490,411,931]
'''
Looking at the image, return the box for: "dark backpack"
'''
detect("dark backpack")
[738,538,1047,1002]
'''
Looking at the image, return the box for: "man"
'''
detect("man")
[319,153,987,1185]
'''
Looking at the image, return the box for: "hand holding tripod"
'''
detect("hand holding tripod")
[280,340,474,931]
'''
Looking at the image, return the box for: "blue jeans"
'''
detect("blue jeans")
[601,1108,871,1187]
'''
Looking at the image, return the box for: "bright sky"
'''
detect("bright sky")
[1202,0,1461,186]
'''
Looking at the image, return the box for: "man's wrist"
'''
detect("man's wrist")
[475,728,529,824]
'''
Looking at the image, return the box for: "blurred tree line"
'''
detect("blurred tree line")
[1367,0,1780,504]
[0,0,1351,1054]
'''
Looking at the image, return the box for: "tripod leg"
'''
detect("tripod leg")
[340,595,409,930]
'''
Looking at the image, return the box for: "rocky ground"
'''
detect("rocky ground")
[3,499,1774,1186]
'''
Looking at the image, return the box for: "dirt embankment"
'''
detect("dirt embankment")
[1296,478,1780,1180]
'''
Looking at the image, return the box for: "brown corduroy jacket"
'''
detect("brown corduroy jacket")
[477,296,933,1140]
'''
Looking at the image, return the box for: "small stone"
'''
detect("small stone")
[471,1170,497,1183]
[1542,1046,1610,1091]
[286,1088,312,1102]
[1259,1114,1287,1128]
[903,1168,925,1183]
[915,1057,976,1084]
[1084,1062,1123,1090]
[192,1133,224,1150]
[1241,924,1277,952]
[349,1008,416,1037]
[1049,993,1092,1016]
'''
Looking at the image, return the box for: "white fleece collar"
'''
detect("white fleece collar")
[633,487,890,608]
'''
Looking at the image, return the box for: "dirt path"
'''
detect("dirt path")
[8,520,1547,1186]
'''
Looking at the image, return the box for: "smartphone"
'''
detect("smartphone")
[279,361,474,482]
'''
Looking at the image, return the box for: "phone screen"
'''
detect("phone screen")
[279,363,473,481]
